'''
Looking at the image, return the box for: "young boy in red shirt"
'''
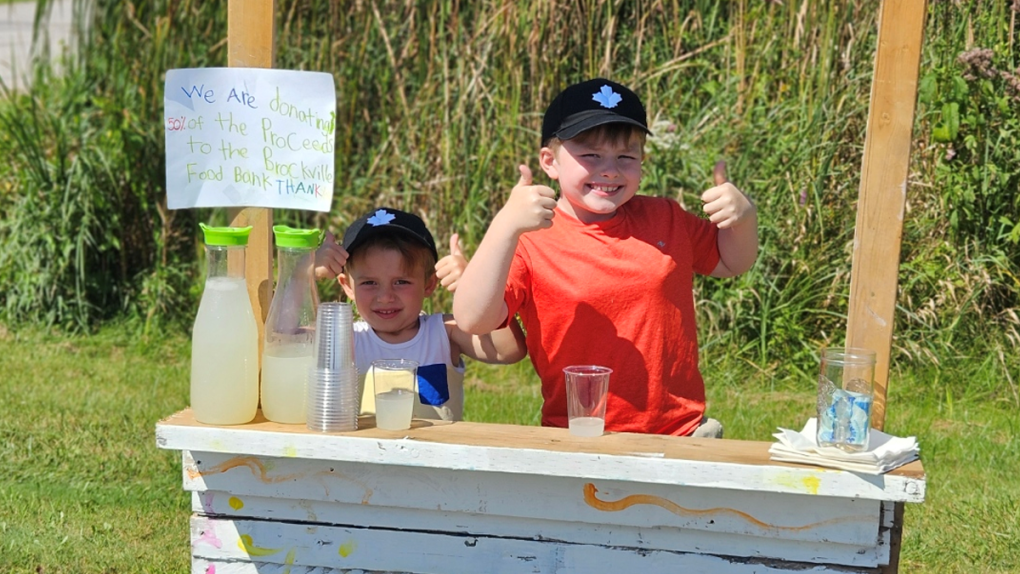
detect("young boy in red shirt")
[453,79,758,436]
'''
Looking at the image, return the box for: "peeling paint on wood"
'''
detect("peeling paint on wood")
[159,409,924,573]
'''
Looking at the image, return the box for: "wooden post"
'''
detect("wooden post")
[847,0,928,430]
[227,0,276,355]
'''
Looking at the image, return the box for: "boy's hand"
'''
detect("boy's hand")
[436,233,467,293]
[701,160,755,229]
[496,165,557,234]
[314,230,349,280]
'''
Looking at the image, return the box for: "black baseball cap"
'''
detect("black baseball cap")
[342,208,438,260]
[541,78,651,145]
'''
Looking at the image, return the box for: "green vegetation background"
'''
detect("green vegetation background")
[0,0,1018,572]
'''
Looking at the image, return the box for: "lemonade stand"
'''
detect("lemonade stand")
[157,1,928,572]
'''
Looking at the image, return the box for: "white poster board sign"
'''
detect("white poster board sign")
[164,68,336,212]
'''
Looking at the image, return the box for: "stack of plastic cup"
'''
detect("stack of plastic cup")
[306,302,360,432]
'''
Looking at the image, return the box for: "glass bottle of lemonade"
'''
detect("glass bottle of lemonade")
[261,225,320,423]
[191,224,259,425]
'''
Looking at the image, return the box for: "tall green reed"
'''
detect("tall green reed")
[0,0,229,332]
[901,0,1020,396]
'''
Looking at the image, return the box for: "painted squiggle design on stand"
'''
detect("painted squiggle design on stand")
[238,533,283,557]
[310,468,374,504]
[189,455,374,503]
[187,456,302,483]
[284,548,297,567]
[582,483,869,533]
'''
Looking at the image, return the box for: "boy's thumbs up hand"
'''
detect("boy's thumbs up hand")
[713,160,729,186]
[449,233,464,258]
[701,160,755,229]
[436,232,468,293]
[498,164,557,234]
[314,230,349,280]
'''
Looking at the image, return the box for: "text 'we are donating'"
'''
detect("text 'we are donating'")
[163,68,337,212]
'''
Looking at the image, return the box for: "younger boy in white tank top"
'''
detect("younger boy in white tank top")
[316,208,527,421]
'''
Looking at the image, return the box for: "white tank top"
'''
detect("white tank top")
[353,313,465,421]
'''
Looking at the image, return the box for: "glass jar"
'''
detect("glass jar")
[190,224,259,425]
[816,347,877,451]
[261,225,321,423]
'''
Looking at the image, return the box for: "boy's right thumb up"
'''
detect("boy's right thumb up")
[517,164,534,188]
[713,160,729,186]
[449,233,464,257]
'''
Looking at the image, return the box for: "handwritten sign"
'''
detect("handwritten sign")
[164,68,336,212]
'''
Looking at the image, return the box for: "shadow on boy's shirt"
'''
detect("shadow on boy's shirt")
[553,301,649,410]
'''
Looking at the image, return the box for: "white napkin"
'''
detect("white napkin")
[768,418,920,474]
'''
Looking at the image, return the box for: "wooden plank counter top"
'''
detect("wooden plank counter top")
[156,408,925,573]
[157,408,924,503]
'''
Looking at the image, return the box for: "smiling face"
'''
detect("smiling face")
[540,125,645,224]
[341,242,438,344]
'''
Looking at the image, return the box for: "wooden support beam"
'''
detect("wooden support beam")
[847,0,928,431]
[227,0,276,355]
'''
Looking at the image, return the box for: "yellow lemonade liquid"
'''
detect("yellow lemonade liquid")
[375,389,415,430]
[569,416,605,437]
[261,343,314,424]
[366,367,416,430]
[190,277,259,425]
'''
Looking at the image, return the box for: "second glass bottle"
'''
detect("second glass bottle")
[262,225,321,423]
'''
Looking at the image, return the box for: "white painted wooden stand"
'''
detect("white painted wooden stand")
[156,409,925,574]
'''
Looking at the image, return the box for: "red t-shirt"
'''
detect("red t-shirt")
[505,195,720,435]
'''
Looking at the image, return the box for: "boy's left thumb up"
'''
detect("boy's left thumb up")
[450,233,463,257]
[713,160,729,186]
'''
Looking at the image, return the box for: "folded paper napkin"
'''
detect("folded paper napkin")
[768,418,920,474]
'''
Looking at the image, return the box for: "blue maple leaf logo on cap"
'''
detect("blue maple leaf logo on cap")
[592,85,622,109]
[367,209,395,226]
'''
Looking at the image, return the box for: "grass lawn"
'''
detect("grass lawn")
[1,325,1018,573]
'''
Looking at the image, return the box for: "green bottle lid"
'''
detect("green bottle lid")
[273,225,322,249]
[199,223,253,246]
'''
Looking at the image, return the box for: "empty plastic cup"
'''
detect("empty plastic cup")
[306,302,358,433]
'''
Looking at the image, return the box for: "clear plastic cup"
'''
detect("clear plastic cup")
[307,301,359,432]
[563,365,612,437]
[315,302,354,370]
[306,366,360,432]
[368,359,418,431]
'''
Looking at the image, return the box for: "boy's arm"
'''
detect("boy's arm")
[702,161,759,278]
[713,210,758,277]
[453,165,557,333]
[445,314,528,365]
